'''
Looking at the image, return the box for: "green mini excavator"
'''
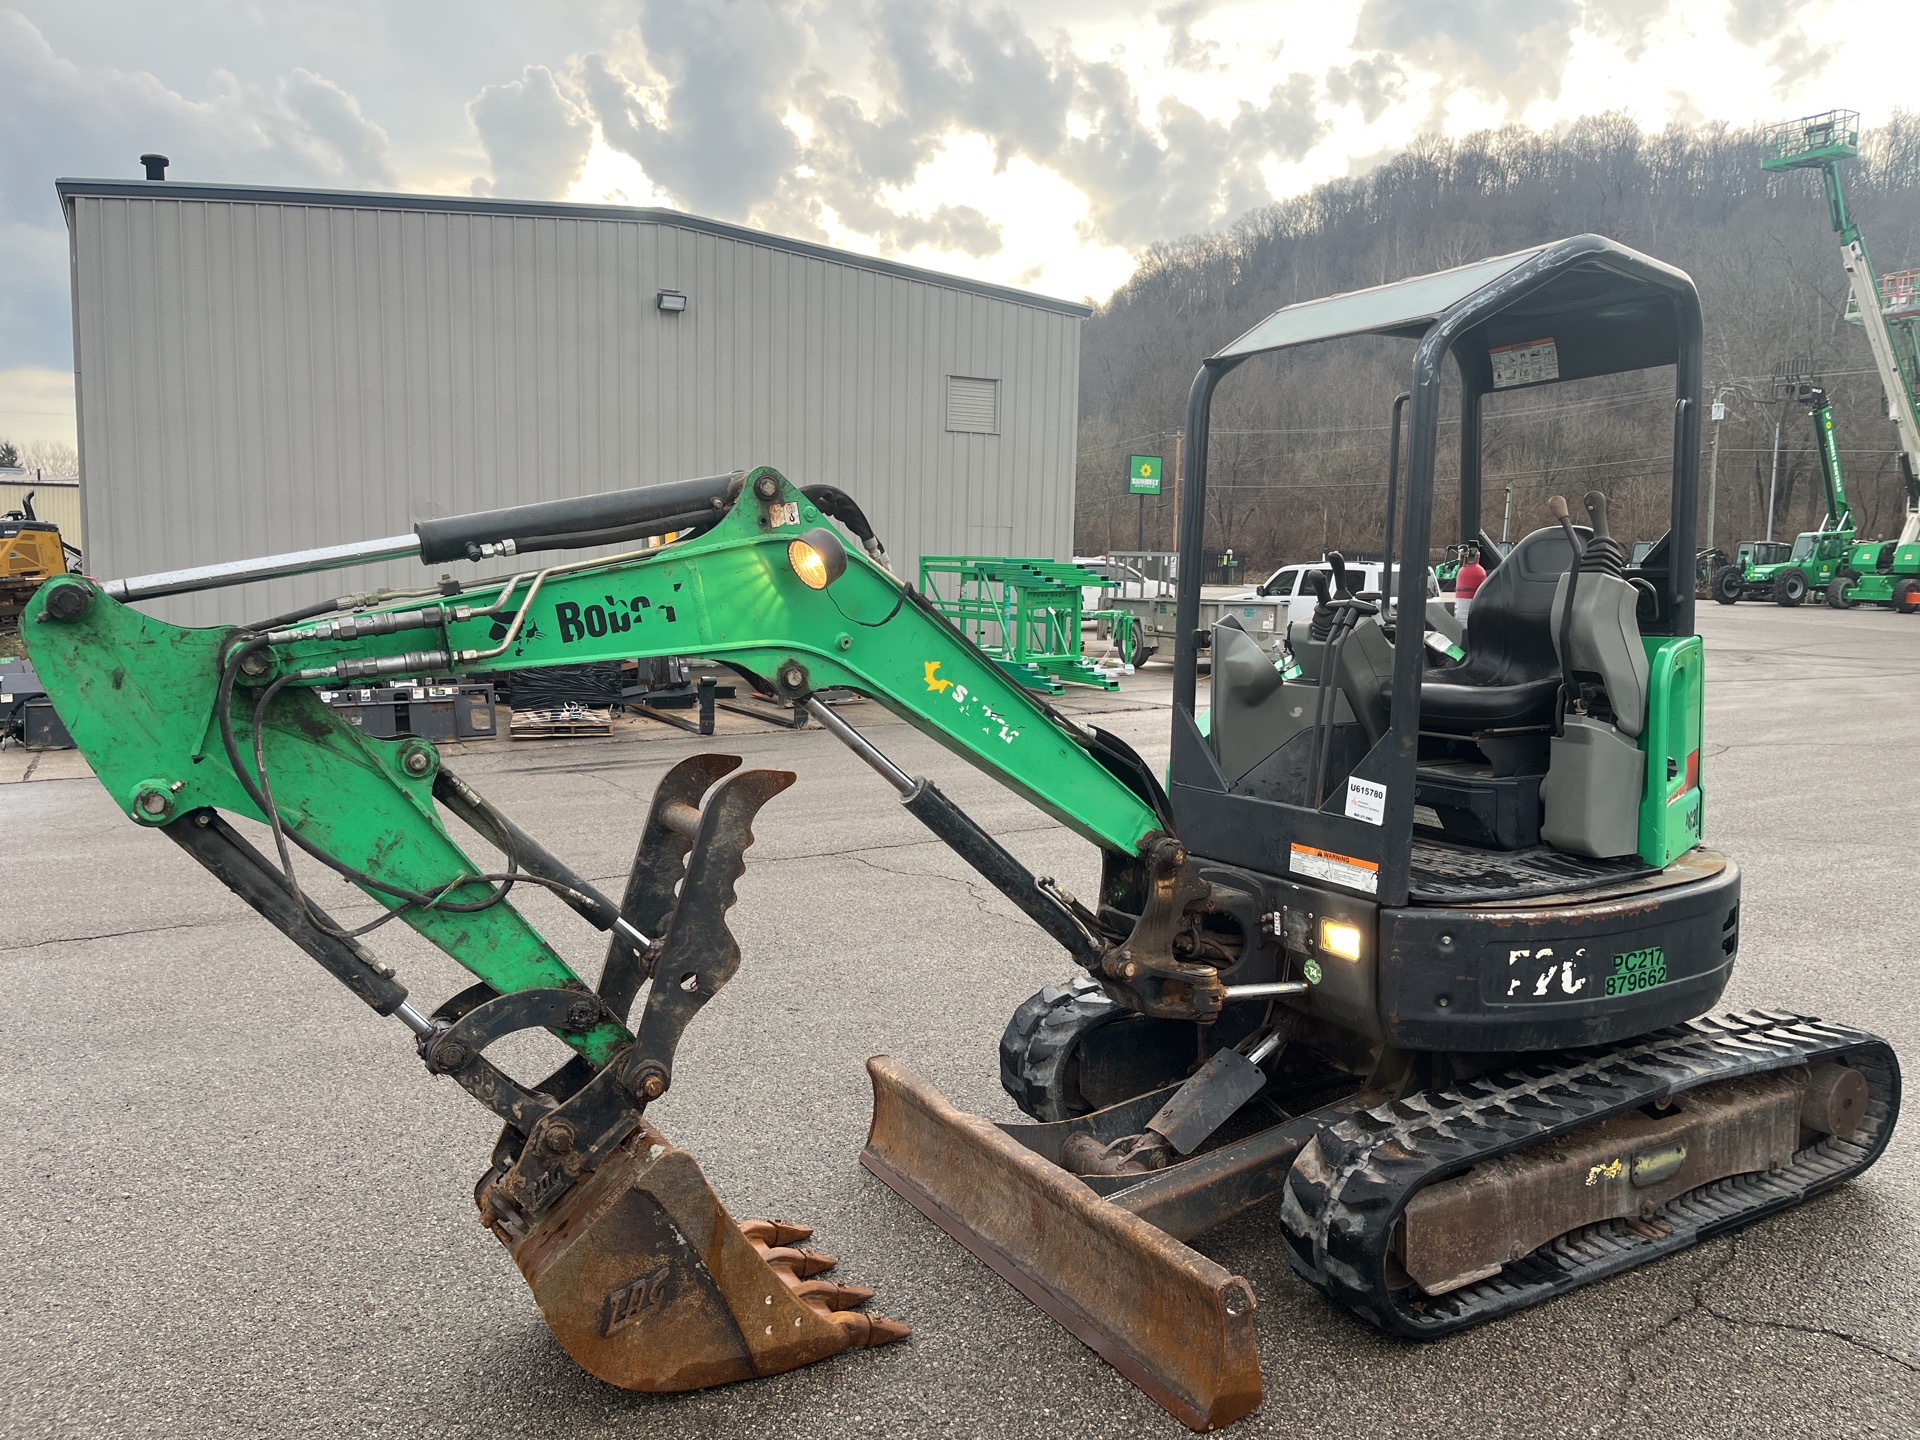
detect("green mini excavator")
[22,236,1900,1431]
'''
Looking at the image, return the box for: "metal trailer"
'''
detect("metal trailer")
[1085,551,1293,667]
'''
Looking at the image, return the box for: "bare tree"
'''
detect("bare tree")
[1075,111,1920,569]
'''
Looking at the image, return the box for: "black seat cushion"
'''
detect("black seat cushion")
[1395,523,1587,734]
[1417,673,1562,729]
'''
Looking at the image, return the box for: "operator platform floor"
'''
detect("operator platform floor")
[2,600,1916,1440]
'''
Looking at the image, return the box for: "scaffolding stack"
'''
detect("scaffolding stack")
[917,555,1120,692]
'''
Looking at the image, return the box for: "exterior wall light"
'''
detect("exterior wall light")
[657,290,688,313]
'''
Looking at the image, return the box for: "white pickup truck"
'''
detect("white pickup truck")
[1236,560,1440,628]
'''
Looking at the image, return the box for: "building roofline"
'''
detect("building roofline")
[55,178,1094,319]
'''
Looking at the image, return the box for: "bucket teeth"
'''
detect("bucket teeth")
[790,1277,876,1309]
[827,1310,914,1347]
[739,1218,815,1247]
[753,1243,840,1277]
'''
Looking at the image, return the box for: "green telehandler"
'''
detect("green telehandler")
[1711,383,1855,606]
[1826,430,1920,610]
[21,236,1900,1431]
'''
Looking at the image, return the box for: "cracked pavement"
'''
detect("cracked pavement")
[0,601,1914,1439]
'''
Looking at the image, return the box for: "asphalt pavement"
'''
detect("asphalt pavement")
[1,599,1915,1439]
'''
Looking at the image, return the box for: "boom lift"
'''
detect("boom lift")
[22,236,1900,1431]
[1762,111,1920,551]
[1711,382,1856,606]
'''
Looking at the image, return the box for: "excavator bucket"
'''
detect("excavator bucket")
[493,1117,908,1391]
[861,1056,1262,1431]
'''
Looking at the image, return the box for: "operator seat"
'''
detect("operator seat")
[1407,524,1588,732]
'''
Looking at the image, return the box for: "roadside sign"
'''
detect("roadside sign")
[1127,455,1162,495]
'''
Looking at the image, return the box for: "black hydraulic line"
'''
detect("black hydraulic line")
[166,808,410,1015]
[249,596,352,631]
[414,472,740,564]
[488,511,716,560]
[801,485,890,564]
[900,779,1106,970]
[432,768,636,937]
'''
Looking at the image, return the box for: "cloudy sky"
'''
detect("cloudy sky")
[0,0,1902,452]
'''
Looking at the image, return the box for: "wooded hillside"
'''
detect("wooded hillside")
[1074,113,1920,569]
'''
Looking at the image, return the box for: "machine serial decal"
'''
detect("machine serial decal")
[1606,946,1668,995]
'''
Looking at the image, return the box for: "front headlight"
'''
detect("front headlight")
[1319,918,1364,963]
[787,527,848,590]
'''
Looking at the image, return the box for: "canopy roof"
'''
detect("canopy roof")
[1212,234,1693,389]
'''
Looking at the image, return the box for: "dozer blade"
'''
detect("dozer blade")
[861,1055,1261,1432]
[497,1119,908,1392]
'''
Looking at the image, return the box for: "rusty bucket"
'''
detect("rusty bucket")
[495,1120,907,1391]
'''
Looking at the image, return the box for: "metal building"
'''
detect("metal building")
[0,475,82,545]
[58,178,1089,625]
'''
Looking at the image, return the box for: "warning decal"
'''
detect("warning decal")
[1289,843,1380,895]
[1490,336,1559,389]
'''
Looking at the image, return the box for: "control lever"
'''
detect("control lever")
[1548,495,1585,557]
[1583,490,1612,541]
[1306,570,1335,642]
[1324,552,1377,615]
[1580,491,1629,578]
[1327,551,1352,599]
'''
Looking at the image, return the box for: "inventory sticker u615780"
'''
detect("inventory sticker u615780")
[1289,843,1379,895]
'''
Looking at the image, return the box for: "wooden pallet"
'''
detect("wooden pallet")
[509,704,613,739]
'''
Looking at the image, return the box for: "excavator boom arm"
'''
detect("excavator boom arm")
[22,468,1165,1068]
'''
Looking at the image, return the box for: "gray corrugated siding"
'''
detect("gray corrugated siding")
[66,194,1082,626]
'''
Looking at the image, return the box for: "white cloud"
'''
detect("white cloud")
[0,0,1910,450]
[0,367,78,451]
[468,65,593,199]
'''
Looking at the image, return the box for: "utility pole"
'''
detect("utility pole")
[1170,427,1183,554]
[1766,412,1782,541]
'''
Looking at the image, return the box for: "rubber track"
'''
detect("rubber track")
[1280,1010,1901,1337]
[999,974,1123,1122]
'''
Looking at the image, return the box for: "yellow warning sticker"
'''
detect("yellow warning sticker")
[1289,843,1380,895]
